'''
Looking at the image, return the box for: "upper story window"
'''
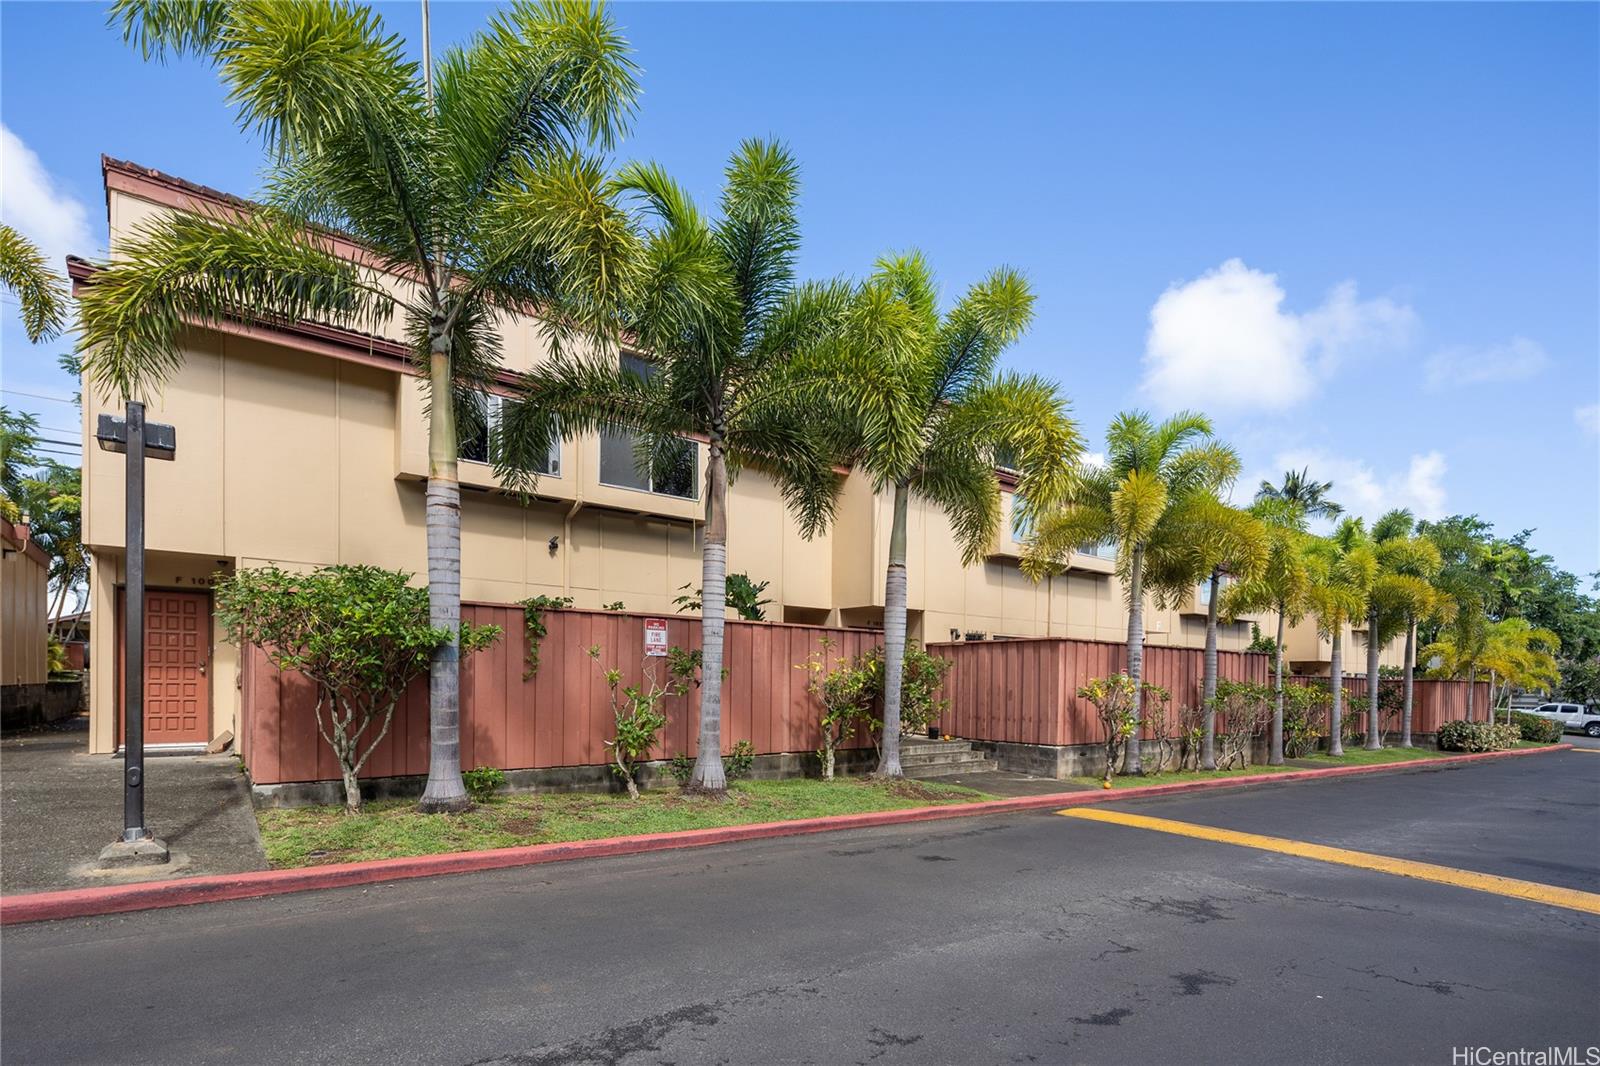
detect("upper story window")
[1196,573,1233,607]
[598,353,697,500]
[460,393,560,476]
[1077,540,1117,561]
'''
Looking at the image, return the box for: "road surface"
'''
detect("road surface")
[4,749,1597,1064]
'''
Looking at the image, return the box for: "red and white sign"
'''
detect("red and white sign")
[644,618,669,657]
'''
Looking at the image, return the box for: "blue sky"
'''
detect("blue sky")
[3,2,1596,574]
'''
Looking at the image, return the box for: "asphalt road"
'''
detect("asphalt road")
[4,751,1597,1066]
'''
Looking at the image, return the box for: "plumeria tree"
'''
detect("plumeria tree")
[84,0,640,812]
[1024,411,1238,774]
[801,251,1079,776]
[496,142,850,794]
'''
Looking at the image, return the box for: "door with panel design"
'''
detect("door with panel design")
[119,589,212,746]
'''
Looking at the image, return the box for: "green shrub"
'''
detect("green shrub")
[1437,720,1520,753]
[725,740,755,780]
[668,753,694,784]
[859,645,951,737]
[463,766,506,802]
[1282,683,1329,758]
[798,637,879,779]
[588,645,690,800]
[1512,711,1562,744]
[1078,674,1140,784]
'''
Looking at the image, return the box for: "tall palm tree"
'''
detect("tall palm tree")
[1367,510,1450,747]
[801,252,1079,776]
[1151,495,1267,769]
[1221,497,1314,765]
[1304,518,1378,757]
[1024,411,1239,774]
[84,0,640,811]
[1256,467,1342,521]
[0,223,68,342]
[496,141,849,794]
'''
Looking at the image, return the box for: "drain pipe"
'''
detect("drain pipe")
[561,499,583,598]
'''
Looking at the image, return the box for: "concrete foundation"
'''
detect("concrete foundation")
[1,677,87,732]
[250,748,882,808]
[96,835,171,868]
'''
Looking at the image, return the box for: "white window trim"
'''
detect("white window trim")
[460,393,562,478]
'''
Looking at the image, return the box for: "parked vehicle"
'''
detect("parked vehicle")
[1526,702,1600,738]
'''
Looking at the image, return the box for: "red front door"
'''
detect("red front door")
[118,589,212,746]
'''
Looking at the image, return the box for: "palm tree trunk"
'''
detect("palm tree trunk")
[1328,627,1345,757]
[1365,607,1382,749]
[1124,543,1146,775]
[1269,605,1286,765]
[877,480,910,778]
[1465,663,1475,722]
[689,440,729,793]
[418,327,470,813]
[1200,568,1221,771]
[1400,618,1415,748]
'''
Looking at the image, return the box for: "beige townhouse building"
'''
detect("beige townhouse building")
[73,158,1395,755]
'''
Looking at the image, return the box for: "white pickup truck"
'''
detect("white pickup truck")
[1526,702,1600,738]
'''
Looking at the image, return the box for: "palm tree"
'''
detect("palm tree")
[1221,498,1314,764]
[84,0,640,812]
[496,142,850,794]
[1304,518,1378,757]
[0,223,68,343]
[1024,411,1239,774]
[801,252,1079,775]
[1151,496,1266,769]
[1425,617,1558,721]
[1367,510,1450,747]
[1256,467,1342,521]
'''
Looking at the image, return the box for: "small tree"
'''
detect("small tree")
[1211,679,1273,769]
[798,637,879,780]
[216,566,500,813]
[860,645,951,739]
[588,646,694,799]
[1078,674,1140,786]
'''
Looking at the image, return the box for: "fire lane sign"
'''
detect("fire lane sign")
[644,618,669,656]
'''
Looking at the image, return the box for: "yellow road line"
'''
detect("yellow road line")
[1058,807,1600,916]
[1570,747,1600,754]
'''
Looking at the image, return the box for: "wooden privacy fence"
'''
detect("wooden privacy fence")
[1289,675,1492,735]
[240,605,878,786]
[927,638,1270,747]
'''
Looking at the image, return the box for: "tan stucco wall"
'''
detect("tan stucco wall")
[2,544,49,687]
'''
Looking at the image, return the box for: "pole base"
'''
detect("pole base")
[97,835,170,868]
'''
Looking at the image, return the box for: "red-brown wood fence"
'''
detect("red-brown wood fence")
[240,605,877,786]
[1288,675,1493,735]
[928,638,1270,746]
[238,615,1499,786]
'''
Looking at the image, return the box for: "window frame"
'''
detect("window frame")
[459,392,562,478]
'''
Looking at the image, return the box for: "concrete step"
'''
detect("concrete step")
[898,747,991,769]
[898,738,973,755]
[903,758,999,780]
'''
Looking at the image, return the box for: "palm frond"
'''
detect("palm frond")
[77,209,395,399]
[109,0,227,60]
[0,224,68,343]
[717,139,801,347]
[912,441,1001,567]
[928,265,1034,404]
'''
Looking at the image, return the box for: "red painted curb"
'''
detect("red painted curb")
[0,742,1570,926]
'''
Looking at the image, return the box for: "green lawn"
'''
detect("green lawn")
[256,778,992,868]
[1297,746,1452,766]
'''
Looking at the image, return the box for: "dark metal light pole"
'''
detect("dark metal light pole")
[95,401,176,865]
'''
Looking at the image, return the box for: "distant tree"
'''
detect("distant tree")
[1255,467,1341,522]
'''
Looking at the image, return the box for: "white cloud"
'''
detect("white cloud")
[1424,337,1549,391]
[1083,451,1107,469]
[1140,258,1417,414]
[0,124,94,272]
[1577,404,1600,436]
[1272,448,1448,521]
